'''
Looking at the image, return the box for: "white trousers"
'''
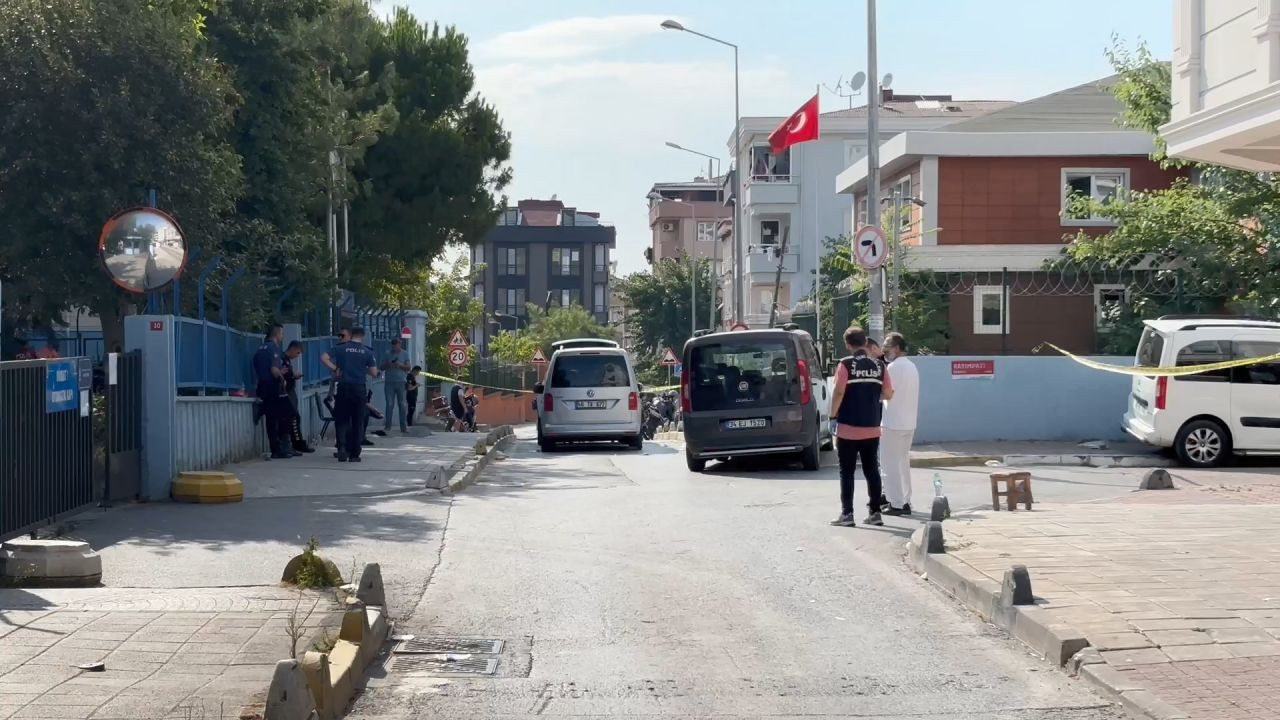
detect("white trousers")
[880,428,915,508]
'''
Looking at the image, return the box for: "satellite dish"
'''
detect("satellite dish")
[881,73,894,89]
[849,71,866,93]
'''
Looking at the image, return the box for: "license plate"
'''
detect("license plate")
[575,400,608,410]
[724,418,768,430]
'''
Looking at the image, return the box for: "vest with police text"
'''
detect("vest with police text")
[837,352,884,428]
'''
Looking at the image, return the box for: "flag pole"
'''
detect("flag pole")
[813,83,823,360]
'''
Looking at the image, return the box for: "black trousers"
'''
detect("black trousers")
[287,389,307,450]
[332,384,368,458]
[257,381,291,454]
[837,436,882,515]
[405,389,418,426]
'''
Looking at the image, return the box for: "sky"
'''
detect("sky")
[391,0,1173,275]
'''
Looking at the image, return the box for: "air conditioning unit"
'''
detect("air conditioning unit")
[661,222,676,232]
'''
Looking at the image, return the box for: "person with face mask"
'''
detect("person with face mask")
[880,332,920,515]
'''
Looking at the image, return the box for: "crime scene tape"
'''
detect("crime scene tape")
[1035,342,1280,377]
[422,370,679,395]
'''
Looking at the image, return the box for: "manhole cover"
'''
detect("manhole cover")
[393,637,504,655]
[391,654,498,675]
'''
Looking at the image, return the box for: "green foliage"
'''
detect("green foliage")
[294,537,342,589]
[488,330,538,365]
[522,304,616,356]
[618,258,718,357]
[362,256,483,373]
[1066,38,1280,344]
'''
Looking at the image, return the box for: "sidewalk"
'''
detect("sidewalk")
[914,473,1280,720]
[0,430,489,720]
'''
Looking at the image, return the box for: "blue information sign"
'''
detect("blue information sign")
[674,363,683,378]
[46,360,79,413]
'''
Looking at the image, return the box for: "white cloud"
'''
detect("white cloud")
[476,15,680,62]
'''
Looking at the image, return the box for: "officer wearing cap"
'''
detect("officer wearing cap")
[252,324,292,459]
[321,326,378,462]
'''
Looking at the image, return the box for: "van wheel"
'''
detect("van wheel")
[686,450,706,473]
[628,435,643,451]
[801,427,821,471]
[1175,419,1230,468]
[537,423,555,453]
[820,426,834,451]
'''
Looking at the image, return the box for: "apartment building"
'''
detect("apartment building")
[726,90,1014,326]
[836,76,1185,354]
[470,199,615,351]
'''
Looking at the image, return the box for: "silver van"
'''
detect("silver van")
[535,346,643,451]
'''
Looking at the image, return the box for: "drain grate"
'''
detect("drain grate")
[391,654,498,675]
[393,637,504,655]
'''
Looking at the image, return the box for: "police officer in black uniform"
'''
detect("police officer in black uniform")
[281,341,315,453]
[321,326,378,462]
[252,324,293,459]
[827,326,894,528]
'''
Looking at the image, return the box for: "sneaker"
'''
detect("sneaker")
[336,453,349,463]
[863,512,884,526]
[901,503,913,515]
[878,495,890,511]
[295,445,316,454]
[885,506,909,516]
[361,439,375,446]
[829,513,856,527]
[270,451,292,460]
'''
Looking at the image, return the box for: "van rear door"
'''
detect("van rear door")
[687,338,799,436]
[1229,336,1280,451]
[545,352,634,426]
[1128,325,1166,429]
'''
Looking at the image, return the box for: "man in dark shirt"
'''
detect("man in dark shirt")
[321,326,378,462]
[252,324,292,459]
[281,341,314,453]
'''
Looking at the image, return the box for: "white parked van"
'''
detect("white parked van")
[534,345,643,451]
[1122,315,1280,467]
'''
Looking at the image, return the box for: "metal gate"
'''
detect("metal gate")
[0,357,95,540]
[103,351,142,502]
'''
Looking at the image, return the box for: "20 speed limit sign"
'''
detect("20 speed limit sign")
[448,347,468,368]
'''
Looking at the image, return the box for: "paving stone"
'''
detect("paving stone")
[1145,629,1213,646]
[11,705,96,719]
[1089,632,1155,651]
[115,641,183,654]
[1207,627,1277,644]
[26,693,113,708]
[1154,642,1235,662]
[1099,647,1171,666]
[88,694,178,720]
[1224,642,1280,658]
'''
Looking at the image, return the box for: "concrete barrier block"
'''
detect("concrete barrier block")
[1000,565,1035,607]
[1009,607,1089,667]
[1139,468,1175,490]
[923,521,945,554]
[264,659,316,720]
[930,496,951,522]
[172,470,244,503]
[356,563,385,607]
[0,539,102,587]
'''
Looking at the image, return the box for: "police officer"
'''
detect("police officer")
[281,341,315,453]
[321,326,378,462]
[827,326,895,528]
[252,324,292,459]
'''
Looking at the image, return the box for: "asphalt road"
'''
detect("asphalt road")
[350,434,1125,720]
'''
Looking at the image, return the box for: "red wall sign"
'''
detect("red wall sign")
[149,320,164,332]
[951,359,994,380]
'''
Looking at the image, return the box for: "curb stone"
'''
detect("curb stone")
[445,428,515,494]
[908,531,1181,720]
[1002,453,1171,468]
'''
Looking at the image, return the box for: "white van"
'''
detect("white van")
[1122,315,1280,467]
[534,346,643,451]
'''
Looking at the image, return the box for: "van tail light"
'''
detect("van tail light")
[628,391,638,411]
[680,373,692,413]
[797,359,812,405]
[1155,376,1168,411]
[543,393,554,412]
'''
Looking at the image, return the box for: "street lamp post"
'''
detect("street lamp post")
[880,192,927,331]
[665,141,725,332]
[865,0,884,339]
[661,20,741,325]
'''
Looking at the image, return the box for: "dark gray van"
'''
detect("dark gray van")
[680,326,832,472]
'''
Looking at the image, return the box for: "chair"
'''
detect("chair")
[313,392,335,440]
[990,471,1033,511]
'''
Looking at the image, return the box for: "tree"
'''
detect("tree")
[488,330,538,365]
[1064,39,1280,349]
[618,258,719,359]
[361,256,483,372]
[522,305,616,355]
[0,0,242,349]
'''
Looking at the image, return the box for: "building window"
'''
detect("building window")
[750,145,791,182]
[501,208,519,225]
[1062,168,1129,225]
[893,176,912,233]
[856,197,868,229]
[500,288,526,317]
[593,283,606,313]
[552,247,581,276]
[844,142,865,166]
[759,219,782,247]
[594,244,608,272]
[561,209,576,226]
[551,289,581,308]
[1094,284,1128,330]
[973,285,1010,335]
[471,244,485,267]
[496,247,526,276]
[473,283,484,303]
[697,222,716,244]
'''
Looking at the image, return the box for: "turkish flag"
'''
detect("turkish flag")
[769,94,819,154]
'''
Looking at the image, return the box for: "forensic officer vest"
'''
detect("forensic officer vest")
[837,352,884,428]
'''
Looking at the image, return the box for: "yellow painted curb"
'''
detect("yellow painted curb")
[172,471,244,504]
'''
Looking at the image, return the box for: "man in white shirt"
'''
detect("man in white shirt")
[881,332,920,515]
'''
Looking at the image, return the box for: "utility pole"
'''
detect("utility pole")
[865,0,884,339]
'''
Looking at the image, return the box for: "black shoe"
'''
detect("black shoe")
[901,503,913,515]
[350,456,362,463]
[294,445,316,454]
[361,438,374,446]
[271,452,292,460]
[373,430,387,437]
[885,506,908,516]
[337,452,349,462]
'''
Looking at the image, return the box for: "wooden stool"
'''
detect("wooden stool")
[990,471,1033,511]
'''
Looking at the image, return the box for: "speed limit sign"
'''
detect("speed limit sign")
[448,347,467,369]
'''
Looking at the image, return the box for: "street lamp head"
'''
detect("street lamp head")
[665,141,683,150]
[909,198,928,207]
[660,19,685,31]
